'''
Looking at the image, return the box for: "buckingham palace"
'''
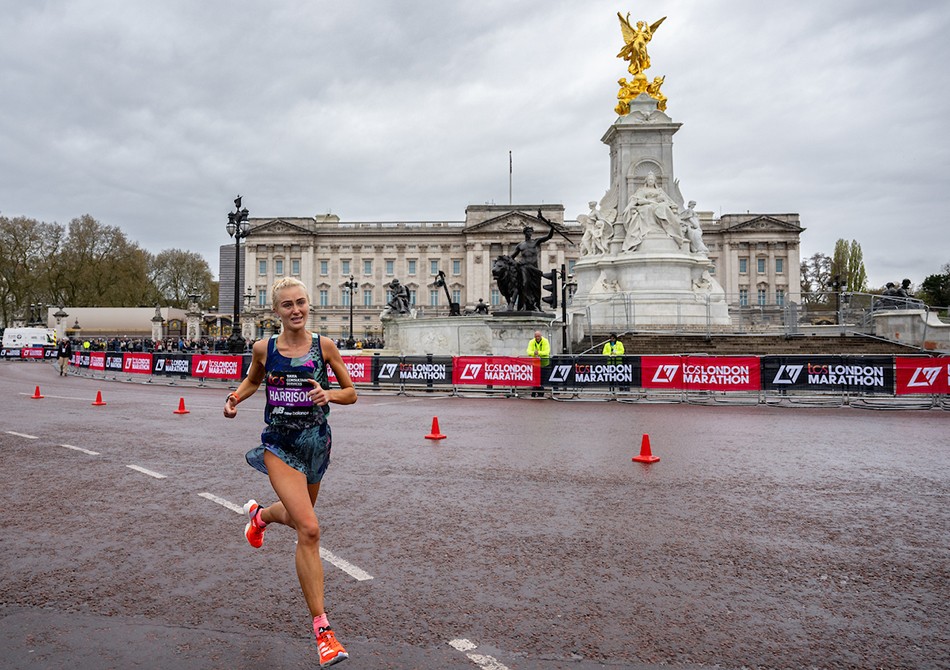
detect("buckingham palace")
[219,203,803,342]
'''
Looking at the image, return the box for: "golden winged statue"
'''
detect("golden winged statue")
[616,12,666,76]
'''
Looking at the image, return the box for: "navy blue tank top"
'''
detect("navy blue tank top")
[263,334,330,428]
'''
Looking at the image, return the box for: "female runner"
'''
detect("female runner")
[224,277,357,667]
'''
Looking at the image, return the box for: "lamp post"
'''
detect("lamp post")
[226,195,250,353]
[343,275,358,346]
[243,287,255,341]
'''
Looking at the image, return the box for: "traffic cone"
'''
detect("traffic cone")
[173,397,190,415]
[425,416,446,440]
[632,433,660,463]
[31,385,44,399]
[91,390,106,406]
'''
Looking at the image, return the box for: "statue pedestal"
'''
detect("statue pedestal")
[571,232,730,334]
[383,314,561,356]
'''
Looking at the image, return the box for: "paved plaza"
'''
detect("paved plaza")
[1,361,948,669]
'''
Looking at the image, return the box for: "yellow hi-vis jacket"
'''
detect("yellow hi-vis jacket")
[526,336,551,360]
[602,340,625,364]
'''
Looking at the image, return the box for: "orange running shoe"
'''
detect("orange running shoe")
[243,499,265,548]
[316,626,348,666]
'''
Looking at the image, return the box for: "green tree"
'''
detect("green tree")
[148,249,215,308]
[828,238,869,292]
[56,215,158,307]
[800,252,831,304]
[0,215,64,325]
[846,240,868,292]
[919,263,950,307]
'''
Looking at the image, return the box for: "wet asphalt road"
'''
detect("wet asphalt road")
[1,360,948,670]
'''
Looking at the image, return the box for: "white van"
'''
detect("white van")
[1,327,58,349]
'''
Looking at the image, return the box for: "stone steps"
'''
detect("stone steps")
[578,334,922,356]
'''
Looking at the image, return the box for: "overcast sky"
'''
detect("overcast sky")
[2,0,948,288]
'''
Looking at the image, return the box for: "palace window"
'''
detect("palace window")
[386,260,394,275]
[408,259,417,275]
[319,289,328,307]
[776,258,785,274]
[258,289,267,307]
[320,260,329,275]
[739,258,748,274]
[363,259,372,275]
[341,260,350,275]
[430,289,439,306]
[739,288,749,306]
[291,259,300,275]
[756,258,765,274]
[758,288,767,306]
[491,289,500,306]
[275,259,284,275]
[452,259,461,275]
[776,289,786,306]
[259,260,267,275]
[363,289,373,306]
[430,260,439,275]
[452,289,461,304]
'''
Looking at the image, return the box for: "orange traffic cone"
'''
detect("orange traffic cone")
[425,416,446,440]
[31,385,44,399]
[173,397,190,415]
[632,433,660,463]
[91,390,106,406]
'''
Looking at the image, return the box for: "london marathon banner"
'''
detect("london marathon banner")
[540,355,641,388]
[190,354,242,380]
[327,356,373,385]
[761,356,895,394]
[123,352,154,375]
[452,356,539,386]
[895,357,950,395]
[641,355,761,391]
[151,353,192,377]
[373,356,453,386]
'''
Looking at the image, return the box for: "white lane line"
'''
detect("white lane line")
[5,431,38,439]
[126,464,167,479]
[448,639,509,670]
[198,492,374,581]
[198,492,244,514]
[319,547,374,582]
[61,444,100,456]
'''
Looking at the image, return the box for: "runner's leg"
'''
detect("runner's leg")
[262,450,325,617]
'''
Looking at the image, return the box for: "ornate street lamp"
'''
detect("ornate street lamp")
[343,275,358,345]
[226,195,250,353]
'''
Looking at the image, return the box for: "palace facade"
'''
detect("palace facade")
[219,204,803,341]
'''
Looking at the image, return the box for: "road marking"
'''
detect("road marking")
[447,639,509,670]
[61,444,100,456]
[126,464,167,479]
[198,491,244,514]
[198,492,374,581]
[5,431,38,439]
[319,547,374,582]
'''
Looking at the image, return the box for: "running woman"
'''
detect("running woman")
[224,277,357,667]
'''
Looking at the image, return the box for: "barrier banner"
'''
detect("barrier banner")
[761,356,895,394]
[542,355,641,388]
[641,356,760,391]
[191,354,242,380]
[123,352,154,375]
[374,356,453,386]
[327,356,373,384]
[88,352,105,371]
[452,356,539,386]
[895,357,950,395]
[105,353,124,372]
[152,353,191,377]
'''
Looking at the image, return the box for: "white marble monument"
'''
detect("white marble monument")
[569,91,730,334]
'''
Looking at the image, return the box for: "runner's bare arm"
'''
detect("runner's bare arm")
[223,339,268,418]
[311,336,357,407]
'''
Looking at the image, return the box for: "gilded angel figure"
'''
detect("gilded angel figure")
[616,12,666,75]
